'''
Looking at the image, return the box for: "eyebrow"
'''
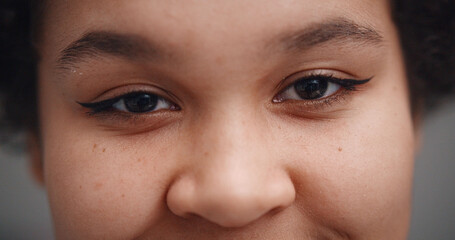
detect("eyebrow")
[56,18,383,70]
[56,31,163,69]
[280,18,384,50]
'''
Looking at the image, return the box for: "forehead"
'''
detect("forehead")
[41,0,391,58]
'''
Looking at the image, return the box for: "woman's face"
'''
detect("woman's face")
[37,0,416,239]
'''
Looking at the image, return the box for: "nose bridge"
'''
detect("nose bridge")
[167,105,295,227]
[192,102,269,174]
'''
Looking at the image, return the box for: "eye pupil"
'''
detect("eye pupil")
[124,93,158,113]
[295,79,328,99]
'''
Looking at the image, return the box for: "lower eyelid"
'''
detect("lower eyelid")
[272,87,356,115]
[304,91,350,112]
[85,110,182,134]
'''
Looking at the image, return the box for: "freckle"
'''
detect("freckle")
[215,56,225,65]
[102,148,106,152]
[121,194,125,198]
[94,183,103,190]
[204,152,208,157]
[92,144,98,152]
[338,147,343,152]
[79,185,82,189]
[137,158,142,162]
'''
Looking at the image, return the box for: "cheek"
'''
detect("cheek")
[283,73,415,235]
[43,131,180,238]
[39,79,178,238]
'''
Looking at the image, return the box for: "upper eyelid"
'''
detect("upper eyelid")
[78,91,149,105]
[83,88,176,104]
[317,77,372,88]
[278,74,372,93]
[275,69,354,92]
[86,81,182,105]
[77,91,172,113]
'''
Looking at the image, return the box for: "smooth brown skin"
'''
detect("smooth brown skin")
[35,0,416,239]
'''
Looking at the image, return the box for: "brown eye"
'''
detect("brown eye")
[112,92,176,113]
[274,76,341,103]
[294,78,329,99]
[119,93,158,113]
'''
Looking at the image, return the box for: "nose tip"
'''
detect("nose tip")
[167,173,295,228]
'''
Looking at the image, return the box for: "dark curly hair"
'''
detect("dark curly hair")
[1,0,455,134]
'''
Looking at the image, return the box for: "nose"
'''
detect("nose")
[166,113,295,228]
[167,164,295,227]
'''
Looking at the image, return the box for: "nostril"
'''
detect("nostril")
[168,186,295,228]
[268,206,285,216]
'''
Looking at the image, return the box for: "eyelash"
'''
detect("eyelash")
[78,91,179,116]
[78,74,371,118]
[273,74,371,108]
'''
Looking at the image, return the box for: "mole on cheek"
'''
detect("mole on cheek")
[338,147,343,152]
[92,144,97,152]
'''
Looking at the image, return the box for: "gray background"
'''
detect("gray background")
[1,102,454,240]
